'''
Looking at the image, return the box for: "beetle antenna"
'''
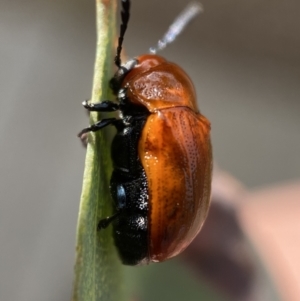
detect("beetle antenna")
[115,0,131,68]
[149,2,203,54]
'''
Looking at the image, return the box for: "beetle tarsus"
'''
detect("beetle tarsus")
[97,218,111,230]
[82,100,120,112]
[77,118,117,137]
[97,213,120,230]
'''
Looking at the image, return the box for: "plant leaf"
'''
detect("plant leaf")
[72,1,123,301]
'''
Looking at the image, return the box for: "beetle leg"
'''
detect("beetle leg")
[78,118,118,136]
[82,100,119,112]
[97,212,120,230]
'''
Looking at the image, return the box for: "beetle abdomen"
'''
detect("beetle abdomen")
[110,119,150,265]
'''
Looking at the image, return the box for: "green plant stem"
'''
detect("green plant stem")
[72,1,123,301]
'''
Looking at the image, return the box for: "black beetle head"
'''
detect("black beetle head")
[110,58,138,95]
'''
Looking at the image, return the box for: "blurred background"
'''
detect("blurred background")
[0,0,299,300]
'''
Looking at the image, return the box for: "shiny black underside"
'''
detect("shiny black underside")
[110,114,149,265]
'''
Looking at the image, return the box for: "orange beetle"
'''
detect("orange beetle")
[79,0,212,265]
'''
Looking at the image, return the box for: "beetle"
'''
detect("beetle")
[78,0,212,265]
